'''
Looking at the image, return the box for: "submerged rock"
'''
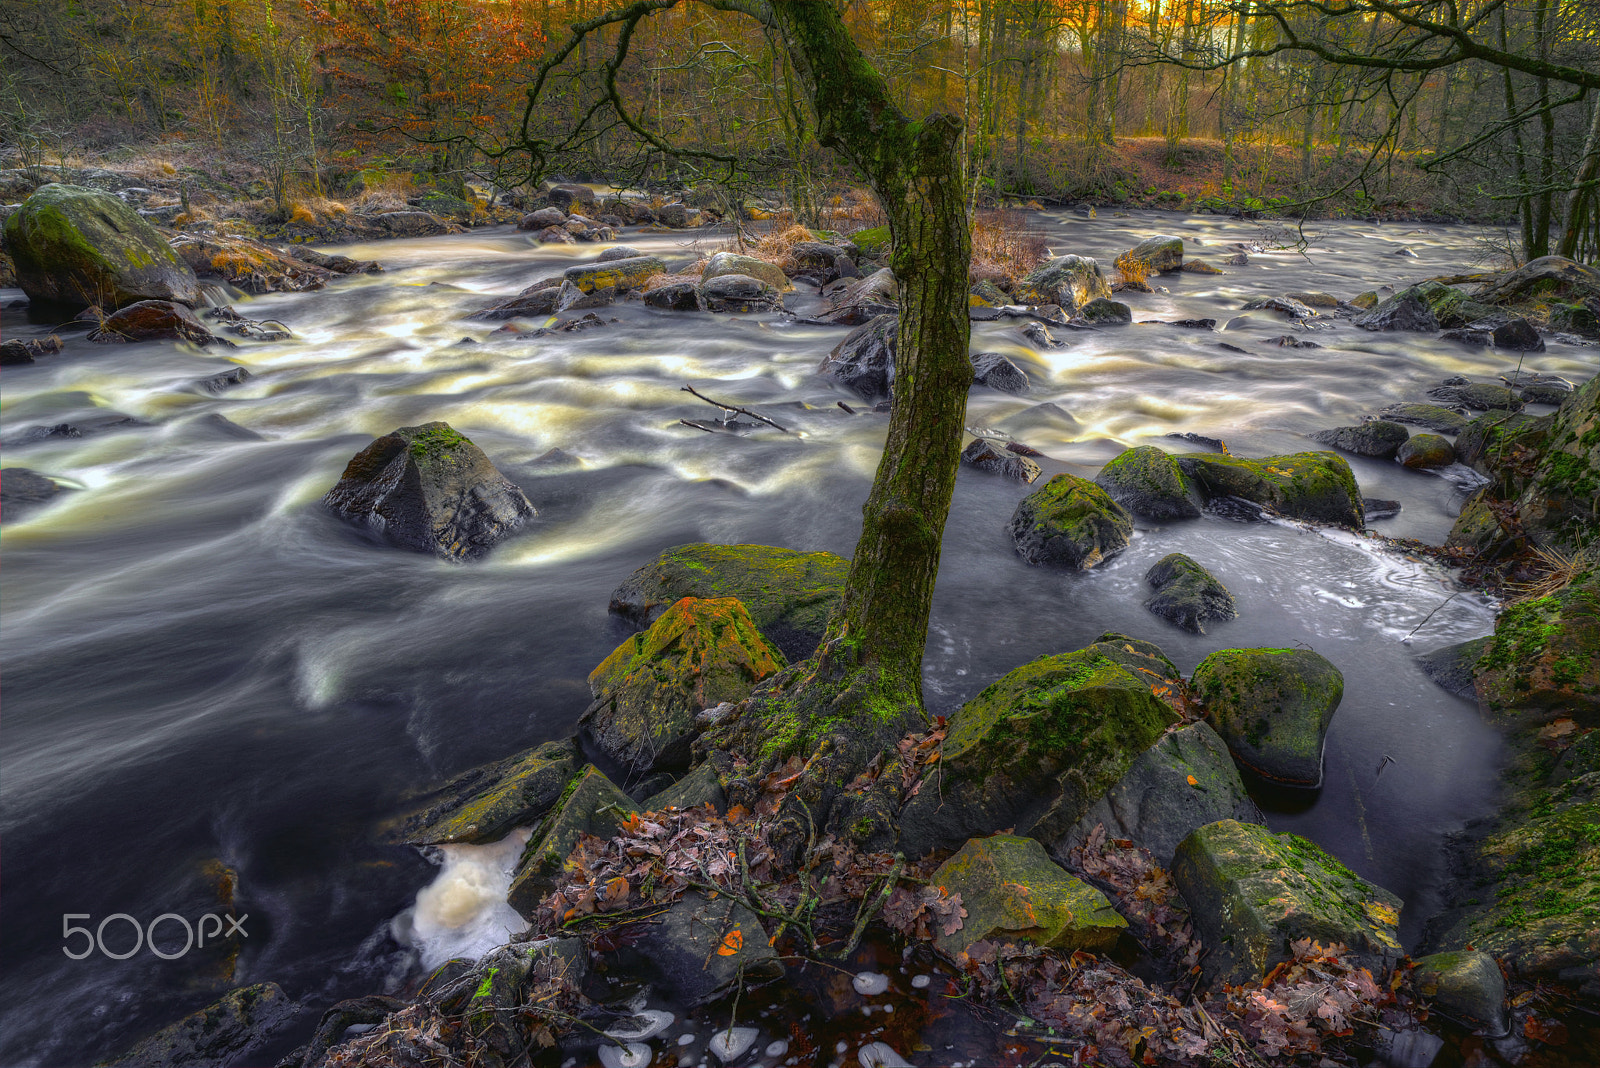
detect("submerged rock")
[518,206,566,230]
[88,299,219,345]
[897,646,1177,858]
[607,542,848,662]
[1353,293,1439,332]
[969,351,1029,393]
[1177,451,1365,529]
[104,983,295,1068]
[477,284,561,320]
[1078,297,1132,324]
[1311,420,1410,460]
[1191,647,1344,786]
[1397,432,1456,469]
[323,422,536,560]
[507,766,639,916]
[1047,720,1260,866]
[1375,403,1469,435]
[384,738,581,846]
[1013,254,1111,312]
[961,438,1040,483]
[1428,381,1523,412]
[1143,553,1237,635]
[1172,820,1402,986]
[4,182,201,312]
[642,280,704,311]
[562,255,665,294]
[1094,445,1202,520]
[1124,235,1184,273]
[582,597,785,775]
[930,835,1126,958]
[699,273,783,313]
[1,468,71,521]
[818,315,897,399]
[1241,295,1318,320]
[1415,637,1489,701]
[1412,950,1509,1036]
[1008,473,1134,570]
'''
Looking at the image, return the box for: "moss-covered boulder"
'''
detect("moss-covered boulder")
[1454,410,1551,484]
[897,648,1178,858]
[1445,489,1513,556]
[1191,647,1344,786]
[1172,820,1403,986]
[507,766,639,917]
[1515,375,1600,553]
[1013,255,1112,312]
[4,183,201,312]
[1008,474,1134,569]
[1078,297,1132,324]
[1430,381,1523,412]
[1143,553,1237,635]
[1094,445,1202,520]
[1124,235,1184,274]
[1416,636,1490,701]
[1376,403,1469,435]
[1412,950,1509,1036]
[103,983,296,1068]
[1311,420,1410,460]
[323,422,536,560]
[851,224,890,258]
[384,738,581,845]
[1397,433,1456,469]
[1045,721,1260,865]
[642,759,727,815]
[560,255,665,294]
[930,835,1127,958]
[1473,572,1600,723]
[607,543,849,661]
[1176,451,1365,529]
[701,251,792,292]
[582,596,785,774]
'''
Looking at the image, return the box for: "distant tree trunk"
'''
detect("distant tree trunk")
[1499,7,1535,260]
[1530,0,1555,259]
[1558,95,1600,259]
[1220,1,1250,185]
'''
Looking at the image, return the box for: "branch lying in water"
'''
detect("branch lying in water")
[682,384,790,432]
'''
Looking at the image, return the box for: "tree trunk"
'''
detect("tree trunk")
[1558,94,1600,259]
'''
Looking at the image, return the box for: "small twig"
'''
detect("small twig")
[681,384,789,432]
[831,852,905,960]
[1402,590,1463,642]
[680,419,718,433]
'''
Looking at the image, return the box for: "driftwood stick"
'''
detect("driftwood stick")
[681,384,789,432]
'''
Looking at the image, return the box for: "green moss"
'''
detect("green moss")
[407,423,468,459]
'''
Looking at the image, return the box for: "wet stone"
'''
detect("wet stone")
[961,437,1041,483]
[1143,553,1237,635]
[1191,647,1343,787]
[1311,420,1410,460]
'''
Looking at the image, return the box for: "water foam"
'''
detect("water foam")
[400,829,531,969]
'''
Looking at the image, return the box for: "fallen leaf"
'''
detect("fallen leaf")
[716,928,744,956]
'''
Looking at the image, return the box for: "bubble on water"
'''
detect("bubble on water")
[605,1009,674,1042]
[858,1041,913,1067]
[852,971,890,995]
[708,1026,759,1063]
[766,1040,789,1057]
[910,974,931,989]
[597,1044,651,1068]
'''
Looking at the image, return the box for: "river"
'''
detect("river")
[2,208,1593,1066]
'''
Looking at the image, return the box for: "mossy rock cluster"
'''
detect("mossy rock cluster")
[1008,473,1134,569]
[507,766,638,917]
[323,422,536,560]
[607,542,849,661]
[1191,647,1344,786]
[1176,451,1365,529]
[582,596,785,774]
[1094,445,1201,520]
[560,255,666,294]
[1515,375,1600,553]
[930,834,1127,958]
[1013,254,1111,312]
[1473,570,1600,722]
[1172,819,1403,986]
[384,738,581,846]
[4,182,201,312]
[897,646,1178,858]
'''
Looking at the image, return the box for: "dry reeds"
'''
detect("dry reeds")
[970,208,1048,288]
[1115,251,1152,288]
[1506,544,1581,603]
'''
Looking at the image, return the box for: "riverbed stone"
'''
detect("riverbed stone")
[1311,420,1411,460]
[1176,451,1365,529]
[103,983,296,1068]
[819,314,897,399]
[1428,381,1523,412]
[1013,254,1112,311]
[624,890,783,1005]
[1143,553,1237,635]
[4,183,201,312]
[518,206,566,230]
[0,468,71,521]
[699,273,783,313]
[1094,445,1202,520]
[1412,950,1509,1035]
[1241,295,1318,320]
[896,647,1177,858]
[1353,293,1439,332]
[701,251,792,292]
[1172,820,1403,986]
[642,280,704,311]
[478,285,561,319]
[1191,647,1343,786]
[1078,297,1132,324]
[1008,473,1134,569]
[1397,433,1456,469]
[1047,721,1260,866]
[1125,235,1184,273]
[642,759,727,815]
[582,596,785,774]
[323,421,536,561]
[507,766,639,917]
[930,835,1126,958]
[1375,403,1469,435]
[385,738,581,846]
[608,542,848,662]
[969,351,1029,393]
[962,438,1041,483]
[560,255,665,294]
[87,299,220,345]
[1415,637,1490,701]
[1473,571,1600,723]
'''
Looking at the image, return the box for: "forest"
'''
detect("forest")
[5,0,1600,260]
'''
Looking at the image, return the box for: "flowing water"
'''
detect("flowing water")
[2,209,1596,1066]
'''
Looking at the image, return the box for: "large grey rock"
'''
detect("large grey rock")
[103,983,296,1068]
[1375,403,1469,435]
[643,280,704,311]
[1177,452,1365,529]
[1412,950,1509,1036]
[1143,553,1237,635]
[507,766,638,917]
[818,314,897,399]
[323,422,536,560]
[561,255,665,293]
[1191,647,1343,787]
[626,891,783,1004]
[1173,820,1403,986]
[1094,445,1202,520]
[4,183,201,311]
[1415,637,1489,701]
[970,351,1029,392]
[1008,473,1133,570]
[1311,420,1411,460]
[961,438,1040,483]
[1125,235,1184,273]
[701,251,792,292]
[1046,721,1260,865]
[1013,255,1111,311]
[699,273,782,313]
[1353,294,1440,332]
